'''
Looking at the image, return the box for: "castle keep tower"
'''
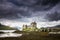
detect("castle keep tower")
[31,21,37,27]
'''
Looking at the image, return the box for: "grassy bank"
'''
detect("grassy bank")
[0,32,60,40]
[0,34,60,40]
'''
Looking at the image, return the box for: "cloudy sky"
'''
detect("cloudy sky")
[0,0,60,29]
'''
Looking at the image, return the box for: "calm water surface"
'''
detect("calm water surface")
[0,30,22,38]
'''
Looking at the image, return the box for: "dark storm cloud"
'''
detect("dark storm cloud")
[0,0,60,21]
[45,3,60,21]
[0,3,19,19]
[8,0,60,11]
[0,0,60,28]
[0,1,31,19]
[46,11,60,21]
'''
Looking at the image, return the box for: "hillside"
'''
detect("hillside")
[0,23,15,30]
[54,25,60,28]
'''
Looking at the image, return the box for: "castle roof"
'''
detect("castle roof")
[31,21,36,24]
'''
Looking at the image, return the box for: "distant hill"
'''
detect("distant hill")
[54,25,60,28]
[46,25,60,28]
[0,23,15,30]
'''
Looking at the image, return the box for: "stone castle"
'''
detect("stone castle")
[22,22,38,31]
[22,21,60,32]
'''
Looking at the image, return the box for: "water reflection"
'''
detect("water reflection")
[0,30,16,33]
[0,33,22,37]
